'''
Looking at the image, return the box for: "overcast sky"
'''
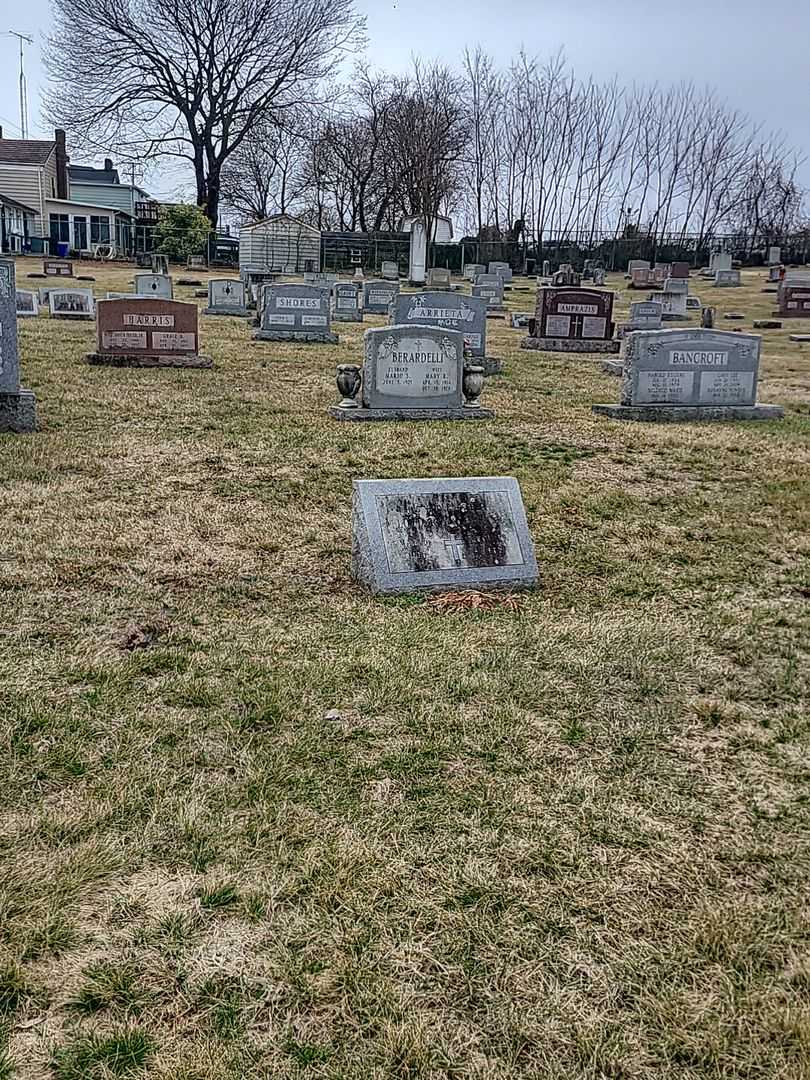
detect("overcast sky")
[1,0,808,196]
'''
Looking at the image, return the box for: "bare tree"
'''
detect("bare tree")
[44,0,365,227]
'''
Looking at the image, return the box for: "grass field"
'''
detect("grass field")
[1,258,809,1079]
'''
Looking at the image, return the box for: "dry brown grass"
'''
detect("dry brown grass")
[1,257,809,1079]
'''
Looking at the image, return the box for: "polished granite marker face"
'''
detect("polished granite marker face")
[351,477,538,594]
[255,283,337,343]
[391,292,488,360]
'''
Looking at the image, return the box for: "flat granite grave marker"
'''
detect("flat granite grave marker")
[48,289,95,320]
[363,280,400,315]
[0,259,37,432]
[592,328,783,422]
[255,283,337,343]
[392,291,498,374]
[330,324,493,421]
[714,269,741,287]
[522,287,619,353]
[351,476,538,595]
[135,273,173,299]
[44,258,73,277]
[204,279,248,316]
[333,282,363,323]
[15,290,38,318]
[86,298,212,367]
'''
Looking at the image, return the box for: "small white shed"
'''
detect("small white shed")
[239,214,321,273]
[399,214,454,243]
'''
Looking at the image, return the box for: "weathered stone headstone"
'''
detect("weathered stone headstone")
[255,283,337,343]
[408,218,427,286]
[15,290,38,318]
[151,254,169,276]
[711,252,733,273]
[303,271,337,289]
[591,267,606,287]
[351,476,538,595]
[766,246,781,266]
[661,278,689,320]
[427,268,452,291]
[135,273,173,299]
[333,282,363,323]
[381,261,399,281]
[204,279,247,316]
[714,269,741,287]
[330,324,492,421]
[392,291,490,367]
[619,300,663,337]
[471,282,506,314]
[768,265,784,283]
[522,287,619,353]
[86,298,211,367]
[0,260,37,432]
[363,280,400,315]
[630,267,652,290]
[542,260,551,278]
[44,258,73,277]
[464,263,485,281]
[48,289,95,320]
[627,259,651,278]
[592,328,783,421]
[489,261,513,284]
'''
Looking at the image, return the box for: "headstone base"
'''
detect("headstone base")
[254,330,339,344]
[0,390,37,433]
[50,313,93,321]
[84,352,213,369]
[521,336,620,354]
[592,403,784,423]
[329,406,495,422]
[203,307,248,317]
[333,313,363,323]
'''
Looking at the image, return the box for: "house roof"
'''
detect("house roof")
[69,164,121,185]
[0,192,38,215]
[0,138,55,166]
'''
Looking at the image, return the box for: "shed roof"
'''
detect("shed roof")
[240,213,320,235]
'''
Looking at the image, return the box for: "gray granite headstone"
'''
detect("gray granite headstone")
[593,328,783,421]
[255,283,337,343]
[488,261,513,284]
[351,476,538,594]
[333,282,363,323]
[0,259,36,432]
[48,288,95,320]
[204,279,247,316]
[135,273,173,299]
[714,269,741,288]
[711,252,733,273]
[363,280,400,315]
[381,261,399,281]
[15,290,38,318]
[391,291,488,362]
[627,301,663,330]
[464,263,486,281]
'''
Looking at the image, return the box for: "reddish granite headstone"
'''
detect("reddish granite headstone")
[44,258,73,277]
[671,262,690,279]
[777,285,810,318]
[521,287,619,353]
[86,298,212,367]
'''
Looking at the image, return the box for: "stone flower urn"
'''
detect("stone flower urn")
[462,364,485,409]
[336,363,362,408]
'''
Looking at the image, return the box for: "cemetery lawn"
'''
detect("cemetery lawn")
[3,259,810,1080]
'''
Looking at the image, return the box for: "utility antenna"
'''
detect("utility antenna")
[8,32,34,139]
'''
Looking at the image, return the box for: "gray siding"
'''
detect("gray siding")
[69,182,137,213]
[0,161,56,236]
[239,218,321,273]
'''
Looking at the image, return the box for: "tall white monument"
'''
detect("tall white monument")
[408,217,427,286]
